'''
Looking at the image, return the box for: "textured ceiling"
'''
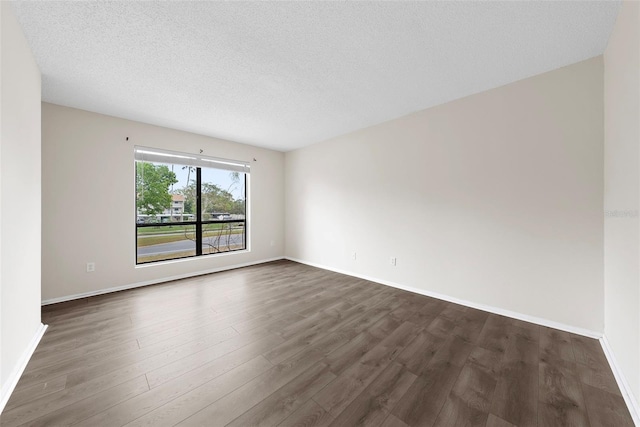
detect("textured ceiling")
[12,1,620,152]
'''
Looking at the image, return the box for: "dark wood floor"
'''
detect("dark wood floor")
[1,260,633,427]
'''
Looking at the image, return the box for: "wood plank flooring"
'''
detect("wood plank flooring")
[1,260,633,426]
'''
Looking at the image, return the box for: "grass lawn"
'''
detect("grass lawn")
[137,244,244,263]
[137,229,244,246]
[137,223,237,235]
[138,250,195,263]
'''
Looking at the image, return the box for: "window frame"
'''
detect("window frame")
[135,153,248,265]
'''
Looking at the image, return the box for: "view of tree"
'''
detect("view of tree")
[136,160,247,264]
[136,162,178,215]
[181,165,196,214]
[174,181,245,216]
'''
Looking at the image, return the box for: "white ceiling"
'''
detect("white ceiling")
[11,1,620,152]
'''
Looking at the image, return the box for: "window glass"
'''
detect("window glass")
[136,155,247,264]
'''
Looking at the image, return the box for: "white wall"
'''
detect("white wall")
[0,1,42,393]
[41,103,284,302]
[285,57,604,333]
[604,0,640,408]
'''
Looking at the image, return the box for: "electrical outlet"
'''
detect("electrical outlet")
[352,252,357,261]
[390,257,397,266]
[86,262,95,272]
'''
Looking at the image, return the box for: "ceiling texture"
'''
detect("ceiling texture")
[12,1,620,152]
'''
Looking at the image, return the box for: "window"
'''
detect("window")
[135,147,248,264]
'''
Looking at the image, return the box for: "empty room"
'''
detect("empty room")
[1,1,639,426]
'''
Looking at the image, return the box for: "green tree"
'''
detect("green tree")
[172,171,246,217]
[136,162,178,215]
[201,183,224,213]
[223,171,244,215]
[231,198,245,214]
[183,198,194,215]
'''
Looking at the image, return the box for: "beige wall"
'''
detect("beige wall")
[41,103,285,302]
[604,0,640,408]
[285,57,604,333]
[0,2,42,391]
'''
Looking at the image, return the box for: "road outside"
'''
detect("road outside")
[137,233,244,256]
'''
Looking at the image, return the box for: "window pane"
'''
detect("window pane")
[136,161,196,224]
[136,155,247,264]
[137,224,197,263]
[202,221,245,254]
[200,168,246,222]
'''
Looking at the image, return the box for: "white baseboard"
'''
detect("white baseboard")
[600,336,640,426]
[41,257,285,306]
[285,257,602,339]
[0,323,48,414]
